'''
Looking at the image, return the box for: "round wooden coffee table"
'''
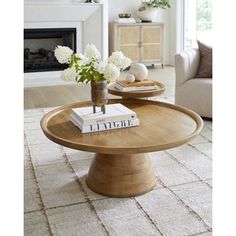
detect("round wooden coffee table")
[108,81,165,98]
[41,99,203,197]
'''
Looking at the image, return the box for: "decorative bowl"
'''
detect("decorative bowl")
[118,13,131,18]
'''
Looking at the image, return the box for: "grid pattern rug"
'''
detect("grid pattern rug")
[24,104,212,236]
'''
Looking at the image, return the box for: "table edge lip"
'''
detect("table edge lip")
[40,99,204,154]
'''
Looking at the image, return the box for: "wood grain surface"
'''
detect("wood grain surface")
[41,99,203,154]
[86,153,156,197]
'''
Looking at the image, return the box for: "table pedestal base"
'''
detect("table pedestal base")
[86,153,156,197]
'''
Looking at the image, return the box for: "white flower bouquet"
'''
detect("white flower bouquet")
[54,44,131,84]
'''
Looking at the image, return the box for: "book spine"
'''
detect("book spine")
[71,117,140,134]
[114,83,125,91]
[71,113,83,124]
[115,83,157,92]
[116,80,155,87]
[71,112,137,126]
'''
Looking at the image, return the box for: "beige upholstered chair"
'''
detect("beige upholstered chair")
[175,48,212,118]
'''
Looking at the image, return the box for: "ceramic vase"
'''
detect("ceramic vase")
[137,5,158,22]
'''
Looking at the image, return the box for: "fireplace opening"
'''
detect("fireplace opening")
[24,28,76,73]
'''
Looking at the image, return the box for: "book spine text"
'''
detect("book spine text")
[71,118,140,133]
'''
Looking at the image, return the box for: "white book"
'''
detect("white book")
[71,103,137,126]
[71,115,140,133]
[115,83,158,92]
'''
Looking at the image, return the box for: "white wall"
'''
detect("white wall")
[108,0,173,65]
[168,0,184,65]
[108,0,141,22]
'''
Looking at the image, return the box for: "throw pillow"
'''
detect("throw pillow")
[195,40,212,78]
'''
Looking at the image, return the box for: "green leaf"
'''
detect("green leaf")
[144,0,171,9]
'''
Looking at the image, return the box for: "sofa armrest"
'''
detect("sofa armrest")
[175,48,200,86]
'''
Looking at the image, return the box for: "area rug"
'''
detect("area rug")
[24,105,212,236]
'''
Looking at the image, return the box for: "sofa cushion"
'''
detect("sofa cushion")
[195,40,212,78]
[175,78,212,118]
[175,48,200,86]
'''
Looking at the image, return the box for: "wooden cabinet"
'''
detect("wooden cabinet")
[109,23,164,67]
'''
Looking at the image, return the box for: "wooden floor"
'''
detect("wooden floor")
[24,66,175,109]
[24,83,90,109]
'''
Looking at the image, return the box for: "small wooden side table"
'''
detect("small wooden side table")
[108,81,165,99]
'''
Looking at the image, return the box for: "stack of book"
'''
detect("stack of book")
[70,103,140,133]
[114,80,157,92]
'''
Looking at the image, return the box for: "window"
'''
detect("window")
[184,0,212,48]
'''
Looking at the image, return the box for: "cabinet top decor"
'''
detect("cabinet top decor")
[140,0,171,9]
[110,22,164,26]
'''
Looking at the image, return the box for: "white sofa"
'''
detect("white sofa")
[175,48,212,118]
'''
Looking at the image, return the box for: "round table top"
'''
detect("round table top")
[41,99,203,154]
[108,81,165,98]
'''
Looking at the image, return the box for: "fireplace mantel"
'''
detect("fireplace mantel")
[24,1,108,87]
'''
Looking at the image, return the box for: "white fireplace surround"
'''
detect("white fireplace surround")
[24,1,108,87]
